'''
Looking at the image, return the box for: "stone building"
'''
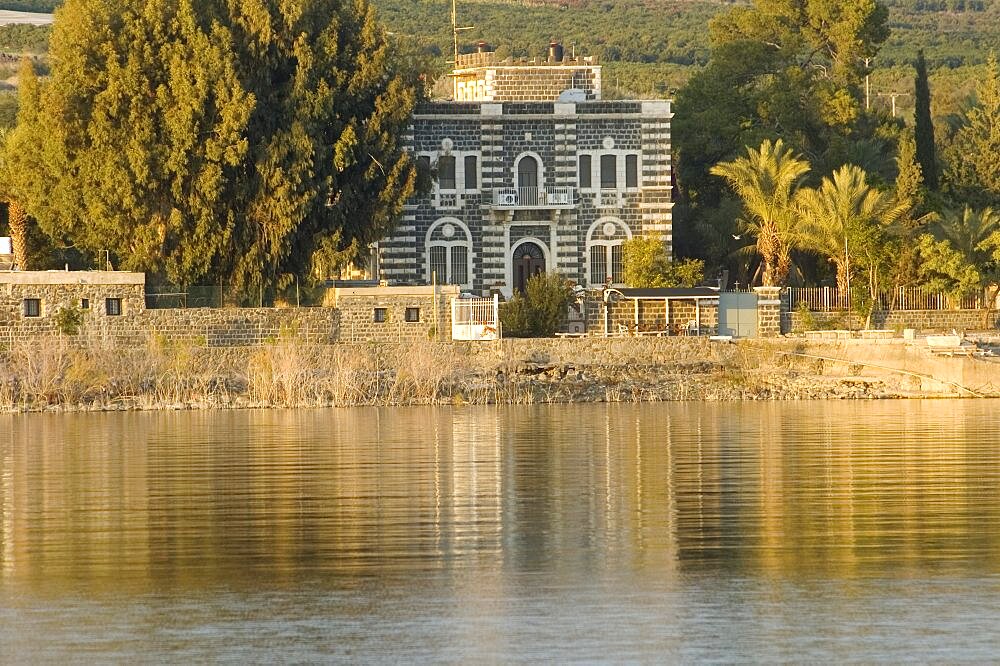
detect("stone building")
[378,43,674,298]
[0,270,145,337]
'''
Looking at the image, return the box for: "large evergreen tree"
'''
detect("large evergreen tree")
[943,53,1000,208]
[913,50,938,191]
[6,0,420,294]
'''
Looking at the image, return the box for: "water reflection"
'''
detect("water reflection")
[3,401,1000,591]
[0,401,1000,662]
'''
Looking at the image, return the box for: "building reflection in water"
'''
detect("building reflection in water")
[2,401,1000,594]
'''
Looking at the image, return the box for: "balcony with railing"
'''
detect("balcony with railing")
[489,187,576,210]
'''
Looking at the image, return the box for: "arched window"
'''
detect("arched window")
[426,219,472,287]
[586,218,632,286]
[517,155,538,188]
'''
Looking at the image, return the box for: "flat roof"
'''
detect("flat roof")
[0,270,145,285]
[616,287,720,299]
[334,285,460,298]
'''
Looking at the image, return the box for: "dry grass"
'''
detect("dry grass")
[0,335,535,411]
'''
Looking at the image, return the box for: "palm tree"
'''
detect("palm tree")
[933,206,1000,322]
[0,128,28,270]
[710,139,810,286]
[933,206,1000,264]
[795,165,907,297]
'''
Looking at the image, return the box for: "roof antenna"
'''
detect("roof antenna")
[451,0,474,64]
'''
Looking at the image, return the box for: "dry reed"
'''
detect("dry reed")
[0,335,537,411]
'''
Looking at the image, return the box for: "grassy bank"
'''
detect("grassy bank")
[0,335,986,412]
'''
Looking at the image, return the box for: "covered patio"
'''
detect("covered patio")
[602,287,720,336]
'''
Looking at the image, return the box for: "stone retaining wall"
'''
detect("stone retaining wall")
[785,309,996,333]
[457,336,721,367]
[0,275,454,348]
[585,296,719,335]
[1,306,342,348]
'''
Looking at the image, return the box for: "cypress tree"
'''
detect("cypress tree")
[6,0,420,294]
[913,49,938,191]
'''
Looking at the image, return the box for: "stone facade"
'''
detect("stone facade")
[452,50,602,102]
[378,46,673,299]
[0,271,145,342]
[785,308,997,333]
[0,274,456,347]
[754,286,782,338]
[330,285,458,342]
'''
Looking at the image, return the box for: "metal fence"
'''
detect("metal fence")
[787,286,989,312]
[451,295,500,340]
[145,284,331,309]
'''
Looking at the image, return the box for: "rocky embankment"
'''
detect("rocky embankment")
[491,359,906,403]
[0,335,995,412]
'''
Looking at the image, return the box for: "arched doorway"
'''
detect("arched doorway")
[513,241,546,293]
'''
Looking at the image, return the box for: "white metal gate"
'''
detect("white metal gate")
[451,295,500,341]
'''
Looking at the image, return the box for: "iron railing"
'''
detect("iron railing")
[145,284,331,309]
[787,286,989,312]
[451,295,500,340]
[490,187,575,209]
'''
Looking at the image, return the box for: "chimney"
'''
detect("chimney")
[548,41,564,63]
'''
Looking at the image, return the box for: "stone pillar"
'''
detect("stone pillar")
[754,286,782,337]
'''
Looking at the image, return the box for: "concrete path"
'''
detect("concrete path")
[0,10,53,26]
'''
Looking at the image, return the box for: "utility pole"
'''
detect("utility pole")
[877,91,910,117]
[862,57,873,110]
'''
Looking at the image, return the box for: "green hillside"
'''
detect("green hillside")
[2,0,998,119]
[0,1,59,11]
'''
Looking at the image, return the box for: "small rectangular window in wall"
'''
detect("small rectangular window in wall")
[600,154,617,189]
[438,155,456,190]
[464,155,478,190]
[23,298,41,318]
[578,154,592,189]
[405,307,420,323]
[80,298,90,309]
[625,154,639,188]
[106,298,122,316]
[373,308,387,323]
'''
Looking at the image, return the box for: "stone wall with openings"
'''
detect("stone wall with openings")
[330,285,459,343]
[0,271,145,342]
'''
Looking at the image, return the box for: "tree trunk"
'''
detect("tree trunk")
[7,200,28,270]
[983,284,999,330]
[761,261,776,287]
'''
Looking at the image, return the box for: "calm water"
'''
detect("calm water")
[3,401,1000,662]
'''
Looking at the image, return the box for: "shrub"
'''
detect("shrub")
[622,237,705,287]
[54,306,83,336]
[500,273,575,337]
